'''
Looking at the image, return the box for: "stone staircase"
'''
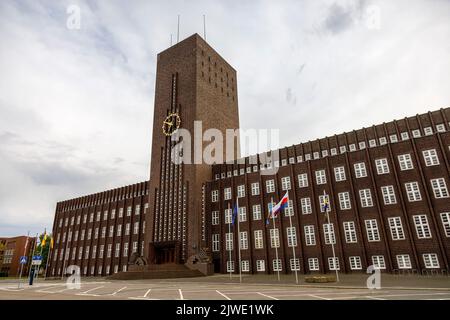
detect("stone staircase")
[107,263,205,280]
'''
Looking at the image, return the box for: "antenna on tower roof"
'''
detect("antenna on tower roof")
[177,15,180,43]
[203,14,206,41]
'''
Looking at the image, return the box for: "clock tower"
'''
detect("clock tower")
[144,34,240,267]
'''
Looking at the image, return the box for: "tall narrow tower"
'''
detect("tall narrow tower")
[144,34,240,265]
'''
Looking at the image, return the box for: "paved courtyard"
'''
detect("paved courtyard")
[1,274,450,300]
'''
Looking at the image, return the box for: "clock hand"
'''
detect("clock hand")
[164,121,173,126]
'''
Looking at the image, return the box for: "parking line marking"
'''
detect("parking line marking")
[257,292,279,300]
[110,286,127,296]
[216,290,231,300]
[365,296,386,300]
[143,289,152,298]
[178,289,184,300]
[374,292,450,298]
[308,294,330,300]
[80,286,104,294]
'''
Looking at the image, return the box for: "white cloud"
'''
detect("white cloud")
[0,0,449,236]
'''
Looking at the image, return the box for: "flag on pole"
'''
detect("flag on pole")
[322,193,330,212]
[266,191,289,224]
[232,202,239,225]
[50,236,54,249]
[41,230,48,247]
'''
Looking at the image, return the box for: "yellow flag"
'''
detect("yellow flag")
[41,232,48,247]
[50,237,54,249]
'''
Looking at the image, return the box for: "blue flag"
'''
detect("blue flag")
[232,203,238,225]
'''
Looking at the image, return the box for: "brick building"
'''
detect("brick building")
[0,236,35,277]
[47,34,450,278]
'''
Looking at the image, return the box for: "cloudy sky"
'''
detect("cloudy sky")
[1,0,449,237]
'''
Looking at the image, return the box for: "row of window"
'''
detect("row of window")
[53,241,145,262]
[52,264,128,277]
[212,181,447,224]
[60,190,148,212]
[58,204,149,228]
[224,253,441,272]
[55,221,145,245]
[212,150,445,201]
[212,212,450,251]
[215,142,450,181]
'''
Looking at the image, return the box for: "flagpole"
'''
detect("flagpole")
[36,229,46,279]
[17,231,30,289]
[227,202,232,280]
[324,190,339,282]
[44,236,53,280]
[236,197,242,284]
[286,192,299,284]
[271,197,280,281]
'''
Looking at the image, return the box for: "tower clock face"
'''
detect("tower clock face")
[162,112,181,136]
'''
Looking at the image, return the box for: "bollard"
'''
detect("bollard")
[29,268,35,286]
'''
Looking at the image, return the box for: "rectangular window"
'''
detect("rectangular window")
[343,221,357,243]
[111,209,116,219]
[126,206,132,216]
[78,247,83,260]
[252,205,262,221]
[135,204,140,215]
[328,257,340,270]
[431,178,449,198]
[212,234,220,252]
[304,225,316,246]
[287,227,297,247]
[225,233,233,251]
[241,260,250,272]
[238,206,247,222]
[397,255,412,269]
[133,222,139,234]
[315,170,327,185]
[266,179,275,193]
[405,182,422,202]
[349,256,362,270]
[372,256,386,270]
[401,132,409,140]
[118,208,123,218]
[117,224,122,236]
[301,197,312,215]
[270,228,280,248]
[123,243,128,257]
[319,194,331,213]
[308,258,320,271]
[256,260,265,272]
[125,223,130,236]
[354,162,367,178]
[323,223,336,245]
[284,200,294,217]
[109,225,114,237]
[398,154,414,171]
[381,185,397,205]
[375,158,390,175]
[388,217,405,240]
[237,185,245,198]
[211,190,219,202]
[115,244,120,257]
[251,183,260,196]
[338,192,351,210]
[290,258,300,271]
[212,211,219,225]
[365,219,380,242]
[359,189,373,207]
[440,212,450,237]
[224,187,232,200]
[224,208,232,224]
[281,176,291,190]
[334,166,346,182]
[226,261,234,272]
[423,253,440,269]
[413,215,431,239]
[273,259,282,272]
[107,244,112,258]
[423,149,440,166]
[240,231,248,250]
[254,230,264,249]
[298,173,308,188]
